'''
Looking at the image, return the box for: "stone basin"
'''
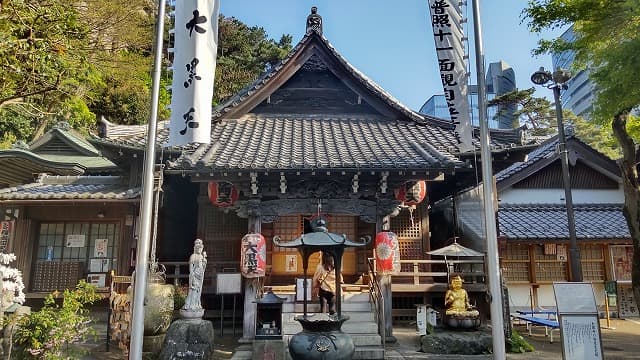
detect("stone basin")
[444,314,481,330]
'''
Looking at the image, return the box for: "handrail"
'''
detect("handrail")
[367,257,385,355]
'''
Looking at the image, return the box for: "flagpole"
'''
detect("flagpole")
[470,0,506,357]
[129,0,166,358]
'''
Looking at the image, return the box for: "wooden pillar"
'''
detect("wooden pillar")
[376,214,396,343]
[241,214,261,342]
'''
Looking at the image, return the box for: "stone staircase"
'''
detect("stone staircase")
[230,290,384,360]
[281,291,384,359]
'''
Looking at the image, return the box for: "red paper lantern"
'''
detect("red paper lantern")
[240,233,267,278]
[395,180,426,206]
[375,231,400,274]
[207,181,239,207]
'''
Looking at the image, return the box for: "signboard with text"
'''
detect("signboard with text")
[553,282,603,360]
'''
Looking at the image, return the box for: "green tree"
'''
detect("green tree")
[0,4,292,146]
[523,0,640,308]
[215,15,292,104]
[488,87,556,135]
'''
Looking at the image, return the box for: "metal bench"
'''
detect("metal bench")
[513,315,560,343]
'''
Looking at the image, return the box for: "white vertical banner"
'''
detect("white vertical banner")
[168,0,220,147]
[428,0,473,152]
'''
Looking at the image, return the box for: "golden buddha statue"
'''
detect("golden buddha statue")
[444,276,479,317]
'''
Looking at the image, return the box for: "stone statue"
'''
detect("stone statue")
[444,276,479,317]
[180,239,207,319]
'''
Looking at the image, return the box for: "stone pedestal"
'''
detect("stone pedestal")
[159,319,214,360]
[421,328,492,355]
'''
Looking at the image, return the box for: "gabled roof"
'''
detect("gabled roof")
[498,204,630,241]
[0,122,117,187]
[0,174,140,202]
[92,31,533,173]
[495,127,620,190]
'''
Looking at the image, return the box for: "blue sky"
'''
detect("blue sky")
[218,0,564,111]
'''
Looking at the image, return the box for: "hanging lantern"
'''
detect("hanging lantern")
[208,181,239,207]
[240,233,266,278]
[395,180,426,206]
[375,231,400,275]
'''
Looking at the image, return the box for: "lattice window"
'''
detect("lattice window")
[580,244,605,281]
[272,215,303,253]
[502,244,530,282]
[390,207,422,239]
[399,240,423,272]
[328,215,357,253]
[203,207,247,271]
[533,245,568,282]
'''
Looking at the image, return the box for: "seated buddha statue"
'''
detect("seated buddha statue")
[444,276,479,317]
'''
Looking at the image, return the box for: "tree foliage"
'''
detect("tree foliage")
[0,3,291,147]
[10,281,100,359]
[488,88,556,135]
[215,15,292,104]
[523,0,640,309]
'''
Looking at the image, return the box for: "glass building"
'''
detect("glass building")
[419,61,517,129]
[552,26,596,119]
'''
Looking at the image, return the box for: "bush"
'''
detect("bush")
[508,329,534,353]
[11,281,101,359]
[173,285,187,311]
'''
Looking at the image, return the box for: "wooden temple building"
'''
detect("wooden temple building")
[0,8,540,351]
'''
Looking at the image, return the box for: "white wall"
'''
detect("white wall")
[508,283,606,311]
[499,188,623,205]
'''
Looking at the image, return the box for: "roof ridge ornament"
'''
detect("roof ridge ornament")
[306,6,322,35]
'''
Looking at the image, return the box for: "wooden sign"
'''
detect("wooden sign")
[617,284,639,318]
[216,273,242,294]
[0,220,14,252]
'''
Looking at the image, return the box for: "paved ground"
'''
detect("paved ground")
[81,317,640,359]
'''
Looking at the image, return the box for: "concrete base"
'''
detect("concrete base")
[420,328,493,355]
[159,319,214,360]
[253,340,285,360]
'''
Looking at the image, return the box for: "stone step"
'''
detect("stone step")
[283,301,372,313]
[282,311,376,323]
[282,320,378,335]
[353,346,385,360]
[275,291,371,304]
[283,334,382,347]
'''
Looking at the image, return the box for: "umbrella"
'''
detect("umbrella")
[427,242,484,257]
[427,239,483,282]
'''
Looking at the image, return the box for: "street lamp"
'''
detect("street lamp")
[531,67,583,282]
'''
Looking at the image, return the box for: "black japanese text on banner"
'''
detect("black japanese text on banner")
[168,0,220,147]
[429,0,473,152]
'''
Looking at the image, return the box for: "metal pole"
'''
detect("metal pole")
[129,0,166,358]
[471,0,506,357]
[552,85,582,282]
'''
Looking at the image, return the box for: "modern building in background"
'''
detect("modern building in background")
[419,60,517,129]
[552,26,596,119]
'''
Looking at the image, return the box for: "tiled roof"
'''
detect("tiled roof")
[495,134,558,183]
[91,33,532,166]
[498,204,630,241]
[0,174,141,201]
[168,113,461,171]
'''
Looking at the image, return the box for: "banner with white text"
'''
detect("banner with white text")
[167,0,220,147]
[428,0,473,152]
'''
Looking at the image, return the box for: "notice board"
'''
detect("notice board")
[553,282,603,360]
[560,315,602,360]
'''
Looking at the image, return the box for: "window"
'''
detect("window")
[37,222,119,273]
[502,244,530,282]
[533,245,568,282]
[580,244,605,281]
